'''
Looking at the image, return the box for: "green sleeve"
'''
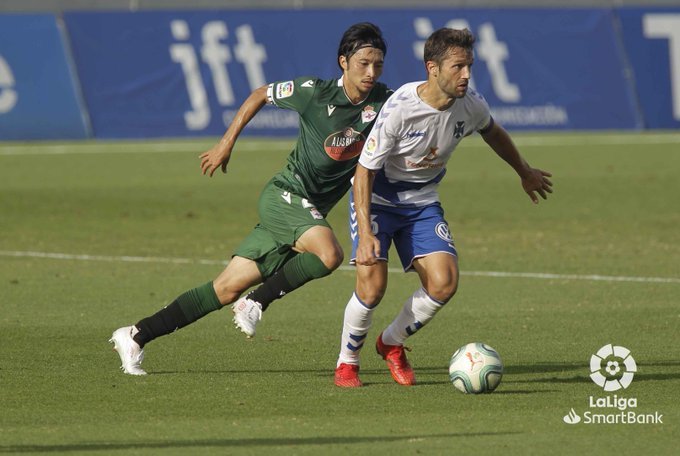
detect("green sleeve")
[266,76,318,114]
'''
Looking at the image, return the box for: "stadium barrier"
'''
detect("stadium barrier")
[618,8,680,129]
[1,8,679,139]
[0,14,88,140]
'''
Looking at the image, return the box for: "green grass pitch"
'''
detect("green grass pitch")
[1,132,678,454]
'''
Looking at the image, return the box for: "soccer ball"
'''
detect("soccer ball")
[449,342,503,394]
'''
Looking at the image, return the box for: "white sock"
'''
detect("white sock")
[337,292,374,367]
[381,288,444,346]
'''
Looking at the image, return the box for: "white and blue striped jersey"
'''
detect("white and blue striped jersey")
[358,81,493,207]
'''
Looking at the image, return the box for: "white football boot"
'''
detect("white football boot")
[232,296,263,338]
[109,326,147,375]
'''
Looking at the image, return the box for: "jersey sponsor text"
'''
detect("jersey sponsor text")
[324,128,365,161]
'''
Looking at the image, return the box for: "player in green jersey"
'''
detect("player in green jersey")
[109,23,391,375]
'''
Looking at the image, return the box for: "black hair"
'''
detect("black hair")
[424,28,475,66]
[337,22,387,69]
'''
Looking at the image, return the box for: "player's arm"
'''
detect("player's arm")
[353,164,382,266]
[480,121,553,204]
[200,85,268,177]
[354,102,397,265]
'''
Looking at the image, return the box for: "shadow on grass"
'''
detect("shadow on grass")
[148,363,579,376]
[510,372,680,384]
[500,360,680,384]
[0,432,521,453]
[494,389,561,395]
[413,361,680,386]
[150,360,680,386]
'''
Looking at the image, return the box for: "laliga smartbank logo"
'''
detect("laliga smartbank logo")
[589,344,636,391]
[562,344,663,425]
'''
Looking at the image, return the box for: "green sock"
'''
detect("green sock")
[283,252,333,288]
[175,281,223,322]
[250,252,332,311]
[134,282,222,347]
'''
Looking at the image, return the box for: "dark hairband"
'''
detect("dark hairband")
[346,43,380,58]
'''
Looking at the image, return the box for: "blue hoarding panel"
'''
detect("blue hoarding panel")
[64,9,640,138]
[617,8,680,129]
[385,9,641,131]
[0,14,88,140]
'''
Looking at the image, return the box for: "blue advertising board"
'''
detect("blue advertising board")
[617,8,680,129]
[0,14,88,140]
[396,9,642,131]
[64,9,641,138]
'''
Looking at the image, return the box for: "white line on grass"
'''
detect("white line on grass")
[0,141,292,156]
[2,250,679,284]
[511,133,680,147]
[0,250,224,266]
[2,133,680,156]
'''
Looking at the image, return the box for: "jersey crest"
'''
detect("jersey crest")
[453,121,465,138]
[361,105,377,123]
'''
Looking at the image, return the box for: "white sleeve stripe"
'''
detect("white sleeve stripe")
[266,83,276,105]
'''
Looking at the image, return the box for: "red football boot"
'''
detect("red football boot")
[376,332,416,386]
[334,363,363,388]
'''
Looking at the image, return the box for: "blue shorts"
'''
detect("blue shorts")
[349,193,458,272]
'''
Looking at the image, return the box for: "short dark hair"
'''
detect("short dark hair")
[337,22,387,69]
[424,28,475,66]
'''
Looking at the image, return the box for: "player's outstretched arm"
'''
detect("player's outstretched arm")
[199,85,269,177]
[481,122,553,204]
[353,164,382,266]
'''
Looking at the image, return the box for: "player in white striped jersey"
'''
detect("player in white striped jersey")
[334,28,553,387]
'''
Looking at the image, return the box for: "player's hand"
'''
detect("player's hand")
[199,144,232,177]
[522,168,553,204]
[355,232,381,266]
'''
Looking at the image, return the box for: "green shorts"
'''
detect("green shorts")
[233,178,331,279]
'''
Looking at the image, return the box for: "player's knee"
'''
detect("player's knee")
[355,285,385,307]
[317,246,344,271]
[426,286,456,304]
[425,275,459,304]
[211,281,241,306]
[212,257,262,305]
[212,274,252,306]
[354,264,387,307]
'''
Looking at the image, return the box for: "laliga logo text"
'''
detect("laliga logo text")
[562,345,663,425]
